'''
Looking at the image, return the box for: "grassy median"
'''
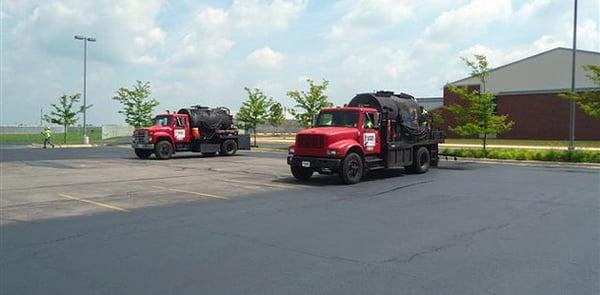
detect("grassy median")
[0,130,102,145]
[441,148,600,163]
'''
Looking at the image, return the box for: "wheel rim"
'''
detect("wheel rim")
[226,143,234,152]
[348,159,359,178]
[160,144,170,156]
[419,152,428,168]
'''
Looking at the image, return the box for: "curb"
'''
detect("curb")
[440,156,600,169]
[29,144,98,149]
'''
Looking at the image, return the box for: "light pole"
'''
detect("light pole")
[74,35,96,144]
[568,0,577,151]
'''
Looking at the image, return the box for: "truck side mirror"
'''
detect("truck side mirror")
[373,113,381,129]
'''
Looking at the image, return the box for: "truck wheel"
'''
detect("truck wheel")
[405,146,430,174]
[154,140,173,160]
[220,139,237,156]
[339,153,364,184]
[134,149,153,159]
[291,166,313,181]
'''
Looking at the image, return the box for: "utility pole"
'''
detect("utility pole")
[40,107,43,127]
[568,0,577,151]
[74,35,96,144]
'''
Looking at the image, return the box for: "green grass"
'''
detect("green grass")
[0,129,102,145]
[444,138,600,148]
[442,148,600,163]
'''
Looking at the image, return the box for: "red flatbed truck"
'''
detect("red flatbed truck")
[287,91,445,184]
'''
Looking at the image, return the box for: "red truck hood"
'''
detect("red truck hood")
[136,125,170,133]
[297,127,358,138]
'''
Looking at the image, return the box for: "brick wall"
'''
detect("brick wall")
[442,86,600,140]
[496,92,600,140]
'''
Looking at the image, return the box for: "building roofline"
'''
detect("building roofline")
[498,87,600,96]
[449,47,600,85]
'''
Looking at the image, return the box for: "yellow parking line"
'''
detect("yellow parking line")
[58,193,129,212]
[222,179,293,189]
[151,186,229,200]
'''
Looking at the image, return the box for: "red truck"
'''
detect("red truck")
[287,91,445,184]
[132,106,250,159]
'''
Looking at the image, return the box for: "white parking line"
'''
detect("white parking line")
[151,186,229,200]
[58,193,129,212]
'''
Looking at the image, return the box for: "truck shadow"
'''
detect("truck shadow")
[274,169,407,186]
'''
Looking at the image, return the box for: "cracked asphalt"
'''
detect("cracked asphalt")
[1,147,599,294]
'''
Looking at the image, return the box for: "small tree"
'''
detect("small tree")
[446,55,514,151]
[112,80,160,128]
[44,93,88,143]
[268,102,285,134]
[236,87,272,146]
[287,79,333,128]
[560,64,600,118]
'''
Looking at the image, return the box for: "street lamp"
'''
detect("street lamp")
[74,35,96,144]
[568,0,577,151]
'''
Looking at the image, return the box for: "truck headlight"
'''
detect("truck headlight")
[326,149,337,156]
[288,147,295,154]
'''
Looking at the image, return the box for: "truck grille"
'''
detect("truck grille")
[134,131,148,143]
[296,134,325,149]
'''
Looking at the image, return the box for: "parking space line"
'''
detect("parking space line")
[58,193,129,212]
[151,186,229,200]
[222,179,294,189]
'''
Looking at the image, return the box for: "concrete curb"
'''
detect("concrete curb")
[440,156,600,169]
[29,144,98,149]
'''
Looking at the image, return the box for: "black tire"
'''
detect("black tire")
[134,149,153,159]
[339,152,364,184]
[220,139,238,156]
[291,166,313,181]
[405,146,430,174]
[154,140,173,160]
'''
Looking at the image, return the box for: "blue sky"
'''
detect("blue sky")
[1,0,599,125]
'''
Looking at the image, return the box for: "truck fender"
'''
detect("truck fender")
[328,139,364,157]
[153,133,174,146]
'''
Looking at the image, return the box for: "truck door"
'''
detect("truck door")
[173,116,189,143]
[361,112,380,155]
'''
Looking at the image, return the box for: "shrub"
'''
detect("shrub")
[441,148,600,163]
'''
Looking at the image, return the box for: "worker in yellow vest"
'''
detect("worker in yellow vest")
[41,127,55,148]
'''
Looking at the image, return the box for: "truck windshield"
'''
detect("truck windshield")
[316,111,359,128]
[153,116,171,126]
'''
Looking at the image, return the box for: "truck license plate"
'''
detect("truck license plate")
[302,161,311,167]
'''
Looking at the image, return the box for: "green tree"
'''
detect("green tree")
[446,55,514,151]
[560,64,600,118]
[112,81,160,128]
[268,102,285,134]
[287,79,333,128]
[236,87,272,146]
[44,93,89,143]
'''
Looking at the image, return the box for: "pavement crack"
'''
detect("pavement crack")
[205,229,364,265]
[373,180,434,196]
[377,222,511,265]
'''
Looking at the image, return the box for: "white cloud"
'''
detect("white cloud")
[246,47,285,69]
[231,0,308,31]
[11,0,165,64]
[423,0,513,42]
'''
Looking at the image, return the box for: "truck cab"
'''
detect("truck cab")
[288,91,444,184]
[132,107,250,160]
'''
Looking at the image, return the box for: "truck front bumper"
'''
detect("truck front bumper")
[132,143,154,150]
[287,155,342,170]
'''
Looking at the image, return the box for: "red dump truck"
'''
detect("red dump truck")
[132,105,250,159]
[287,91,445,184]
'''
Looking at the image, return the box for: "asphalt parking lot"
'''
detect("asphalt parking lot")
[1,147,599,294]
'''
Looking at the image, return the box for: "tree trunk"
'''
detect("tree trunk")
[64,125,68,144]
[253,128,257,147]
[483,133,487,153]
